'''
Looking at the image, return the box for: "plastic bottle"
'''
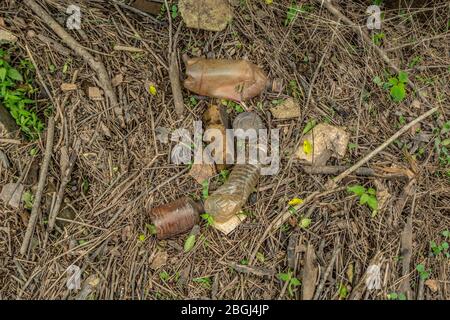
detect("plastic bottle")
[183,58,268,101]
[204,112,265,223]
[149,197,203,239]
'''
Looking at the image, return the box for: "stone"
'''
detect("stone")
[270,97,300,119]
[0,183,24,209]
[179,0,232,32]
[0,29,17,43]
[0,103,19,136]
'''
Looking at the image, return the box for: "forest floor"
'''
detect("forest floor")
[0,0,449,300]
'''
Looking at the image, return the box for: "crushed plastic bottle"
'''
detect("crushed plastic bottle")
[149,197,203,239]
[204,112,265,224]
[183,58,268,101]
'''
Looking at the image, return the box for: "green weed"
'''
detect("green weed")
[0,48,44,138]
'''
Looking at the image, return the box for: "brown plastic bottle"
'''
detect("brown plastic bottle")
[149,197,203,239]
[204,112,265,223]
[183,58,268,101]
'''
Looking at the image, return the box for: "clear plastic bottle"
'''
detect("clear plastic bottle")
[204,112,265,223]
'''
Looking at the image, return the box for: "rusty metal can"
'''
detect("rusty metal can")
[149,197,203,239]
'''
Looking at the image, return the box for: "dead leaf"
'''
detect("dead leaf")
[179,0,233,32]
[202,104,230,128]
[88,87,104,101]
[111,74,124,87]
[270,97,300,119]
[270,78,284,93]
[189,163,216,184]
[287,233,299,270]
[374,179,391,214]
[121,225,132,241]
[204,124,231,171]
[380,165,415,179]
[302,243,318,300]
[0,183,24,208]
[230,263,274,278]
[75,275,100,300]
[295,123,350,166]
[150,250,168,270]
[411,99,421,109]
[425,279,439,293]
[99,121,112,138]
[0,29,17,43]
[60,83,78,91]
[203,105,231,171]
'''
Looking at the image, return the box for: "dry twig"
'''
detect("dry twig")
[20,117,55,256]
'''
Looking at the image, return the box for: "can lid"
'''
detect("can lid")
[233,112,265,131]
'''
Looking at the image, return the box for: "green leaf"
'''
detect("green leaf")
[159,271,169,281]
[184,234,196,252]
[367,188,377,195]
[22,191,34,209]
[360,193,370,205]
[256,252,265,263]
[145,223,157,235]
[278,273,290,282]
[442,230,450,238]
[367,196,378,211]
[201,179,209,200]
[300,217,312,229]
[441,138,450,147]
[7,68,23,82]
[416,264,425,272]
[303,120,316,134]
[347,185,366,196]
[390,83,406,102]
[388,292,398,300]
[398,71,409,83]
[201,213,214,226]
[373,76,383,86]
[338,283,348,299]
[388,77,399,86]
[0,67,7,81]
[290,277,301,286]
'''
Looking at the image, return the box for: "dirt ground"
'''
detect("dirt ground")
[0,0,449,300]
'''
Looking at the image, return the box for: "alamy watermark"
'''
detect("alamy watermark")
[66,265,81,290]
[66,5,81,30]
[157,121,280,176]
[367,5,382,30]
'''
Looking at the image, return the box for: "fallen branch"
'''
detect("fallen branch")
[20,117,55,256]
[165,0,184,116]
[109,0,162,25]
[24,0,125,127]
[47,140,80,231]
[329,107,437,187]
[313,245,340,300]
